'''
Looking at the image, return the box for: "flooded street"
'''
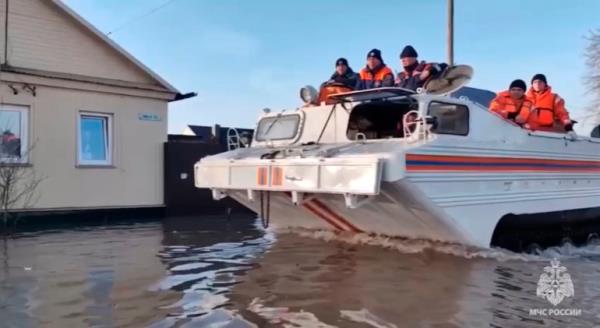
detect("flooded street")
[1,215,600,328]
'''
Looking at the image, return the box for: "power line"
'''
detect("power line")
[106,0,177,36]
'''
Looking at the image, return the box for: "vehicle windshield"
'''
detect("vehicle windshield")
[255,114,300,141]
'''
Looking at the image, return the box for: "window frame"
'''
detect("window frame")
[254,113,302,142]
[0,104,29,164]
[427,101,470,136]
[77,112,113,167]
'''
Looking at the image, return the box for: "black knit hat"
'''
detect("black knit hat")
[400,45,418,58]
[335,57,348,67]
[509,79,527,91]
[367,48,383,62]
[531,73,547,84]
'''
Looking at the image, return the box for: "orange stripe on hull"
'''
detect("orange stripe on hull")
[407,166,600,172]
[257,167,268,185]
[303,202,345,231]
[310,199,363,233]
[271,167,283,186]
[406,154,600,167]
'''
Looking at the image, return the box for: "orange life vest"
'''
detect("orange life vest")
[317,84,353,104]
[359,65,393,89]
[526,86,570,131]
[489,90,532,123]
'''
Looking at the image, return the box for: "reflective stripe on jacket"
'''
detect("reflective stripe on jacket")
[358,65,394,89]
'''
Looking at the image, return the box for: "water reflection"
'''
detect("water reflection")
[0,222,175,327]
[149,215,273,327]
[229,233,479,327]
[1,215,600,327]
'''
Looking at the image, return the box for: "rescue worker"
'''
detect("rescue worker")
[358,49,394,90]
[489,79,532,125]
[526,74,573,132]
[323,57,359,89]
[395,45,441,91]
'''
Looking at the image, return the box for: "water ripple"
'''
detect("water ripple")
[2,216,600,327]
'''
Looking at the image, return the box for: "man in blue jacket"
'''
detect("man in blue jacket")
[323,58,359,89]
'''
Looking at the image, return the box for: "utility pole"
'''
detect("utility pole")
[447,0,454,66]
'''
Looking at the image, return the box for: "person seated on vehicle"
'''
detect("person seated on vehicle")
[323,57,359,89]
[358,49,394,90]
[525,74,573,133]
[489,79,532,125]
[395,45,442,91]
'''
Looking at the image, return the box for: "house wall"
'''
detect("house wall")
[0,82,168,210]
[3,0,157,85]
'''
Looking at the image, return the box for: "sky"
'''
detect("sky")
[63,0,600,134]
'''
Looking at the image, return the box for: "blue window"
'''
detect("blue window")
[78,113,112,166]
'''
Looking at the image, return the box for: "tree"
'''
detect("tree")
[0,143,44,230]
[584,29,600,125]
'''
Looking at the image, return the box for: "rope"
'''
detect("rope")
[259,190,270,229]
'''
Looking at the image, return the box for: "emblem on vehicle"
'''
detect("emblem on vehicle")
[536,258,574,306]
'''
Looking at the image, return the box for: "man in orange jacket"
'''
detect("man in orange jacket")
[489,79,532,125]
[358,49,394,90]
[525,74,573,132]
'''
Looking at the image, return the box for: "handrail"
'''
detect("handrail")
[402,110,420,140]
[227,128,241,150]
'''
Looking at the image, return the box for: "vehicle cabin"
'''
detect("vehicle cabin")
[251,87,600,149]
[253,88,484,148]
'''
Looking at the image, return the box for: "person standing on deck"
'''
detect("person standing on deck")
[357,49,394,90]
[525,74,573,132]
[489,79,532,126]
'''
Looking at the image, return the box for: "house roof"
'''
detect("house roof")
[186,125,213,137]
[50,0,180,94]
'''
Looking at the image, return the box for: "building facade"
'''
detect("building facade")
[0,0,185,212]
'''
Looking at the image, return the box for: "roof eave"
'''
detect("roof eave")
[50,0,181,94]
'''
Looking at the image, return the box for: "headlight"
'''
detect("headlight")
[300,85,319,105]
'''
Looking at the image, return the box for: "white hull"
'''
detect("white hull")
[195,88,600,250]
[227,171,600,248]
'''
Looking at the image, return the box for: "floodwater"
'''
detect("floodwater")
[1,215,600,328]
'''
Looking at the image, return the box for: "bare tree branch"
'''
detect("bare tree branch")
[0,141,45,229]
[584,29,600,126]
